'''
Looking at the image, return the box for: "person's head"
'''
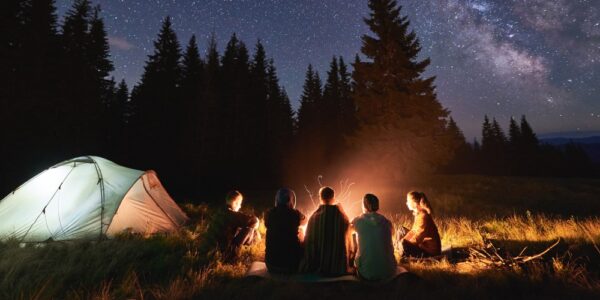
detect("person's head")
[225,190,243,212]
[275,188,297,208]
[406,191,432,214]
[319,186,335,204]
[362,193,379,213]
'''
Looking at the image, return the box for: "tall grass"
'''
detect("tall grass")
[1,175,599,299]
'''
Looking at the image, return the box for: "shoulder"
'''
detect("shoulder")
[335,205,350,222]
[294,208,306,220]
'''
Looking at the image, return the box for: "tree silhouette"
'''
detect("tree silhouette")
[351,0,451,178]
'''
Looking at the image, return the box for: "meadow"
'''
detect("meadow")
[1,175,599,299]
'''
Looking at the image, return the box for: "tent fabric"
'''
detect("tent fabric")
[0,156,188,242]
[106,171,188,236]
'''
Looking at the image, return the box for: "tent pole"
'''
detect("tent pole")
[89,156,106,240]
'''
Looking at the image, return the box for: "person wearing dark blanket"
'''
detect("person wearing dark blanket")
[203,190,260,262]
[401,191,441,258]
[265,188,307,274]
[350,194,397,281]
[300,186,352,276]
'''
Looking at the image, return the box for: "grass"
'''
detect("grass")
[1,175,599,299]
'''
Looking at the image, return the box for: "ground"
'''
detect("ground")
[0,175,599,299]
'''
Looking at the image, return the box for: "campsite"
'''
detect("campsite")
[0,169,598,299]
[2,0,600,299]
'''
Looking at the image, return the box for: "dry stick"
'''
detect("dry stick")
[520,238,561,263]
[469,238,561,267]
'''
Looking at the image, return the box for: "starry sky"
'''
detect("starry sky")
[55,0,600,140]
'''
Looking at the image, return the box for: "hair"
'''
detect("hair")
[319,186,335,204]
[363,193,379,212]
[275,188,296,208]
[225,190,242,206]
[408,191,432,214]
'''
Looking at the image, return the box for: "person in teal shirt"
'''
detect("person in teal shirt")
[350,193,397,281]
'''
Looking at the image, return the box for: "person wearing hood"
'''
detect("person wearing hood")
[350,193,397,281]
[265,188,307,274]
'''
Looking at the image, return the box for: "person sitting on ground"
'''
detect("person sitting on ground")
[401,191,441,258]
[265,188,307,274]
[202,190,260,262]
[350,193,397,281]
[299,186,352,276]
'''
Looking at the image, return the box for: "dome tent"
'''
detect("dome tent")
[0,156,188,242]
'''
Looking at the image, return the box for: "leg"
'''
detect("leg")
[223,227,256,262]
[231,227,256,247]
[401,239,428,258]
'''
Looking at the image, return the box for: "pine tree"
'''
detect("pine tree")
[508,117,521,146]
[351,0,450,177]
[322,57,342,158]
[519,115,540,175]
[130,16,182,171]
[198,33,221,175]
[297,65,323,137]
[508,117,522,175]
[481,115,493,153]
[520,115,539,149]
[266,61,294,179]
[88,6,114,155]
[180,35,204,177]
[60,0,94,154]
[292,64,326,178]
[338,56,357,139]
[0,0,61,191]
[443,117,471,173]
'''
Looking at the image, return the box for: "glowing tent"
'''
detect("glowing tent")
[0,156,188,242]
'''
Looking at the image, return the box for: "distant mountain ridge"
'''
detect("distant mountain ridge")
[540,135,600,163]
[541,136,600,145]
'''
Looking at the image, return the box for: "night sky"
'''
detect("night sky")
[55,0,600,140]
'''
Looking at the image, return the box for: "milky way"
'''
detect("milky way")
[55,0,600,139]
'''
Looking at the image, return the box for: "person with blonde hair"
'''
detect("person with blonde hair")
[265,188,307,274]
[401,191,441,257]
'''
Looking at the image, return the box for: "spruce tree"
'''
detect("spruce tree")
[60,0,93,154]
[508,117,522,175]
[338,56,357,139]
[199,33,221,175]
[293,64,326,178]
[88,6,114,155]
[444,117,471,173]
[266,61,294,179]
[322,57,342,158]
[493,118,508,173]
[351,0,450,177]
[180,35,204,176]
[519,115,540,175]
[297,65,323,138]
[130,16,182,171]
[520,116,539,149]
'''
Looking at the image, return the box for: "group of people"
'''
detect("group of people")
[204,187,441,281]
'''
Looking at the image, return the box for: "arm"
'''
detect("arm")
[298,211,308,242]
[411,213,427,245]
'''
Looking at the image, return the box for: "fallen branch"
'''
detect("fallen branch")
[468,239,561,269]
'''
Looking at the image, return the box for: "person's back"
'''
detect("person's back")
[265,206,305,273]
[300,187,350,276]
[265,188,306,274]
[352,211,396,280]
